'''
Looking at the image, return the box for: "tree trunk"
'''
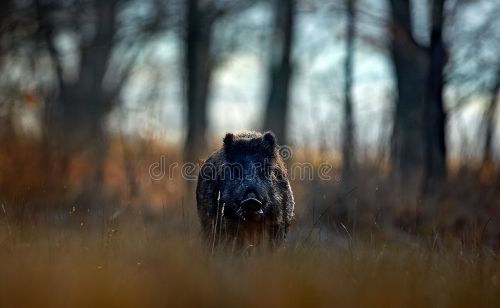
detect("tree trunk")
[481,67,500,168]
[184,0,215,163]
[342,0,356,181]
[423,0,447,194]
[263,0,296,146]
[36,0,118,151]
[36,0,119,219]
[388,0,428,187]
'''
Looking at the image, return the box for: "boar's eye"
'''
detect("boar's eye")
[232,165,242,179]
[224,163,242,179]
[259,161,273,178]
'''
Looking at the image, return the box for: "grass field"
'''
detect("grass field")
[1,214,500,308]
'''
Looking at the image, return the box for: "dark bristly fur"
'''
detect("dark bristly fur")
[196,131,295,248]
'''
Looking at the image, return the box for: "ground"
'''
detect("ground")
[1,216,499,308]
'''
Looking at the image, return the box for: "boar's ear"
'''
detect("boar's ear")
[223,133,235,150]
[262,131,277,154]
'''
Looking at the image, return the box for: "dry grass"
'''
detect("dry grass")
[1,221,500,308]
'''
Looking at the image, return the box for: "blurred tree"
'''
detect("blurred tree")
[0,0,34,138]
[423,0,447,194]
[388,0,428,187]
[35,0,167,150]
[341,0,357,182]
[0,0,13,136]
[183,0,252,163]
[32,0,169,215]
[35,0,118,149]
[262,0,296,146]
[446,0,500,174]
[481,66,500,169]
[447,1,500,112]
[0,1,13,45]
[184,0,216,164]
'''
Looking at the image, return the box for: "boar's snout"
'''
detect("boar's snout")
[237,192,264,221]
[240,196,263,213]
